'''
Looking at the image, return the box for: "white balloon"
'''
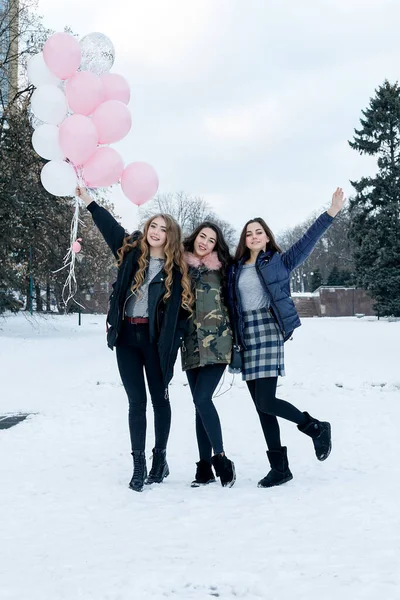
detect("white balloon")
[41,160,77,197]
[32,124,64,161]
[31,84,68,125]
[27,52,60,88]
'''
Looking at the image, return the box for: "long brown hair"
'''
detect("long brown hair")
[234,218,282,262]
[117,214,193,311]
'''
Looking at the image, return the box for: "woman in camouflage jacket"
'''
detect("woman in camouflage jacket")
[182,222,236,488]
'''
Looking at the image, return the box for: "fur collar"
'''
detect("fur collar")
[184,251,222,271]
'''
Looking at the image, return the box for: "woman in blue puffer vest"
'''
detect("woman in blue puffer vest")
[228,188,346,488]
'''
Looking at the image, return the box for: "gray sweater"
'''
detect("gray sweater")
[238,263,269,312]
[125,257,165,318]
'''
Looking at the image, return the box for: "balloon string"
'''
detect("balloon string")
[75,165,85,187]
[52,197,85,310]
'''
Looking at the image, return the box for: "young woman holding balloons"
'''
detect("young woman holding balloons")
[77,187,193,493]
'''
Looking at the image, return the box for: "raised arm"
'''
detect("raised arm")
[76,186,126,259]
[282,188,345,272]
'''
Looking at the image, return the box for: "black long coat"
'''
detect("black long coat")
[87,201,184,386]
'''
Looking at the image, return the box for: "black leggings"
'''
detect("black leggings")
[116,323,171,453]
[186,364,226,461]
[246,377,307,450]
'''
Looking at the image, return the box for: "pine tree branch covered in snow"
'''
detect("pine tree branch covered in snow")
[348,80,400,317]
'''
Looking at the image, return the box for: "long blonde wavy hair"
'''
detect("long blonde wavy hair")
[117,214,193,312]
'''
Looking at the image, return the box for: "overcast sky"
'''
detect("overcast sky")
[37,0,399,235]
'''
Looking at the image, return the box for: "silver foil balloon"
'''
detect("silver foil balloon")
[79,32,115,76]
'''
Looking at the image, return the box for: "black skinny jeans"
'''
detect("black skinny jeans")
[246,377,307,450]
[186,364,226,462]
[116,322,171,453]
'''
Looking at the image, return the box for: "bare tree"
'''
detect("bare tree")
[0,0,54,123]
[139,191,237,249]
[278,208,355,292]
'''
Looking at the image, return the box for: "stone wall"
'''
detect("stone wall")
[292,288,376,318]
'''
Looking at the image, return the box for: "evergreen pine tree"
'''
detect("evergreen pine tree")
[326,265,342,286]
[349,80,400,316]
[311,267,323,291]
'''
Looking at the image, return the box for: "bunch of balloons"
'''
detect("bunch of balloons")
[28,31,158,206]
[27,31,159,310]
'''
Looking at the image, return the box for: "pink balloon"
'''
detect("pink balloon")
[72,241,81,253]
[66,71,104,116]
[121,162,159,206]
[92,100,132,144]
[100,73,131,105]
[82,147,124,187]
[43,33,81,80]
[59,114,98,166]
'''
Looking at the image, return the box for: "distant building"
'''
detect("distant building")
[0,0,19,113]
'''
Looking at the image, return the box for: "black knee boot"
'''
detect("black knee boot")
[129,451,147,492]
[298,412,332,461]
[258,446,293,488]
[145,448,169,484]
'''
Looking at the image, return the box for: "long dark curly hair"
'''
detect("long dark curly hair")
[183,221,232,291]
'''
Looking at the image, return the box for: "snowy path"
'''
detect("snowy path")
[0,314,399,600]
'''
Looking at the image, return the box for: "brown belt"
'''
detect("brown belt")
[125,317,149,324]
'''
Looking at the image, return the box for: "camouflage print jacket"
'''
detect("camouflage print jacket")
[181,252,233,371]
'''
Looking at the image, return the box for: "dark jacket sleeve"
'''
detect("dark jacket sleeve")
[87,201,127,259]
[281,211,334,272]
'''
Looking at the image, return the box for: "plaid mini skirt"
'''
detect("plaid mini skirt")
[242,307,285,381]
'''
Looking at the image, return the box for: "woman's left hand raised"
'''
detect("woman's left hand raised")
[327,187,346,217]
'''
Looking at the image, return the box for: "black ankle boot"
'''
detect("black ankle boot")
[298,412,332,461]
[258,446,293,488]
[145,449,169,484]
[211,453,236,488]
[191,459,216,487]
[129,451,147,492]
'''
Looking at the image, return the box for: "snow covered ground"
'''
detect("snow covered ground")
[1,313,399,600]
